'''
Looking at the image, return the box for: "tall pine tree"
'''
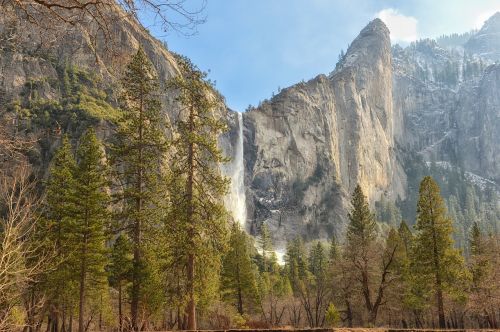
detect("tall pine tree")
[111,48,168,331]
[166,55,229,330]
[43,135,78,330]
[70,128,109,332]
[411,176,470,328]
[221,223,258,315]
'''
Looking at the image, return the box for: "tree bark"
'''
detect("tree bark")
[78,232,88,332]
[118,281,123,332]
[131,85,145,332]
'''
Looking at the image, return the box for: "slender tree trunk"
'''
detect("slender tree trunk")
[45,315,51,332]
[345,300,353,328]
[98,294,102,330]
[236,264,243,315]
[131,90,145,332]
[186,104,196,330]
[428,204,446,328]
[78,233,88,332]
[62,303,66,332]
[177,307,182,330]
[118,281,123,332]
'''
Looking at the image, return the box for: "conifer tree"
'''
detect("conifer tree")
[411,176,470,328]
[111,48,167,330]
[285,237,307,291]
[398,220,413,254]
[70,128,110,332]
[328,235,339,261]
[221,223,258,314]
[43,135,78,327]
[346,185,377,247]
[166,55,229,330]
[345,184,395,324]
[260,224,273,271]
[109,234,133,332]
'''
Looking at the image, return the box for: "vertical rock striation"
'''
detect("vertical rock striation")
[244,19,406,245]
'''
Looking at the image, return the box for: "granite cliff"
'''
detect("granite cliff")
[243,19,406,245]
[243,15,500,245]
[1,9,498,248]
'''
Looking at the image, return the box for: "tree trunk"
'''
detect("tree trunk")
[186,104,196,330]
[132,92,145,332]
[345,300,353,327]
[435,259,445,328]
[118,281,123,332]
[78,233,88,332]
[186,253,196,330]
[236,264,243,315]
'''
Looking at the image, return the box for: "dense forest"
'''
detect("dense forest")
[1,48,499,332]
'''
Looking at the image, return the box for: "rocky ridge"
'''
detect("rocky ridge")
[0,9,499,248]
[243,14,500,244]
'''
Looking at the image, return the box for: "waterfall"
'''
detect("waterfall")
[225,112,247,228]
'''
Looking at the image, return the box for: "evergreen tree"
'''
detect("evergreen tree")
[468,222,488,288]
[259,223,273,272]
[308,242,327,279]
[346,185,377,247]
[411,176,470,328]
[111,48,168,330]
[70,128,110,332]
[328,234,340,262]
[166,55,229,330]
[398,220,413,254]
[345,184,394,324]
[43,135,78,329]
[285,237,307,292]
[221,223,258,314]
[109,234,133,332]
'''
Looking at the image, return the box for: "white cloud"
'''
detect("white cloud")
[376,8,418,43]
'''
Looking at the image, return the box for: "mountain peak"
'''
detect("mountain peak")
[361,18,390,39]
[333,18,390,72]
[481,11,500,32]
[464,11,500,61]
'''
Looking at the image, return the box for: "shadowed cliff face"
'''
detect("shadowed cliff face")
[243,19,406,244]
[0,9,180,106]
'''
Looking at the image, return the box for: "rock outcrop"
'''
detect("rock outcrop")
[465,12,500,61]
[243,19,406,244]
[243,15,500,245]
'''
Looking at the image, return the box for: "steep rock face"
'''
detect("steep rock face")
[0,9,181,127]
[244,19,406,244]
[392,36,499,184]
[465,12,500,61]
[392,40,462,160]
[456,64,500,182]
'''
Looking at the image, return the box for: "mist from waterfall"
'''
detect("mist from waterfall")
[225,112,247,228]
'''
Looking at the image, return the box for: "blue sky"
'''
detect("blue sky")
[143,0,500,111]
